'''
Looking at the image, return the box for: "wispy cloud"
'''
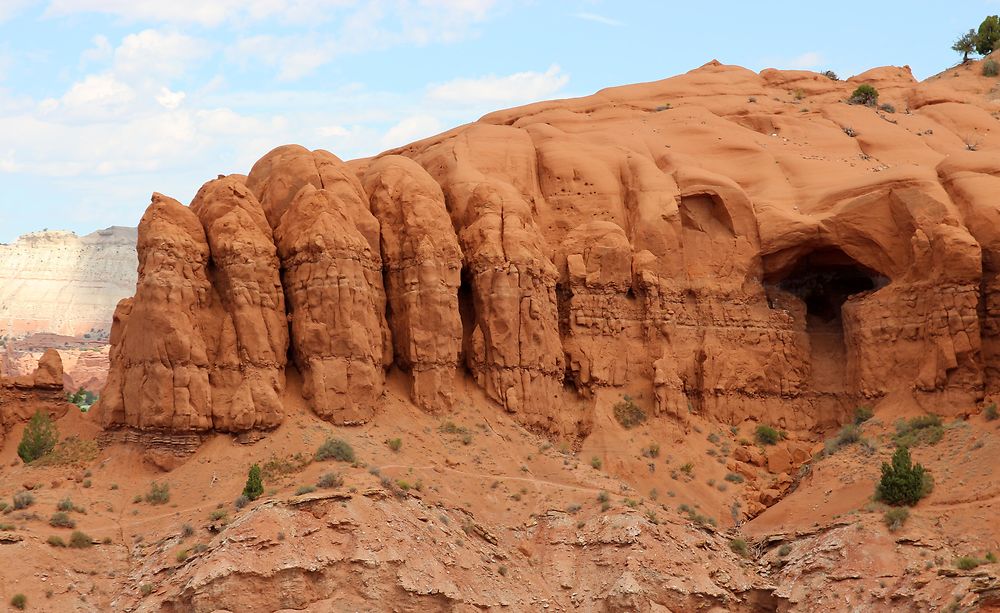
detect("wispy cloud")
[427,64,569,105]
[573,12,622,27]
[788,51,823,69]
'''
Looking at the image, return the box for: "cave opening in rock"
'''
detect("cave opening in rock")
[768,248,888,393]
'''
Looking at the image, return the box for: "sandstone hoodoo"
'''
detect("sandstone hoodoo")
[98,60,1000,440]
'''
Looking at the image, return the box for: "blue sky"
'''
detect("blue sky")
[0,0,996,242]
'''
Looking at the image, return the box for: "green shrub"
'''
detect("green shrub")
[854,406,874,424]
[985,403,999,421]
[825,423,862,454]
[17,410,59,463]
[976,15,1000,56]
[957,556,983,571]
[145,482,170,505]
[47,535,66,547]
[590,456,602,469]
[597,491,609,503]
[317,472,343,488]
[10,594,26,610]
[988,551,998,563]
[821,70,839,81]
[295,485,317,495]
[209,509,228,522]
[985,59,1000,77]
[57,498,76,512]
[729,538,749,557]
[755,425,781,445]
[12,491,34,510]
[69,530,92,548]
[613,396,646,429]
[724,472,745,484]
[242,464,264,501]
[879,103,896,113]
[848,84,879,107]
[641,442,660,458]
[315,438,355,463]
[778,543,792,557]
[876,446,932,506]
[893,415,944,447]
[883,507,909,532]
[386,438,402,452]
[679,461,694,475]
[49,512,76,528]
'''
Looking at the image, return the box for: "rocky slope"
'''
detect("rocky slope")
[3,56,1000,612]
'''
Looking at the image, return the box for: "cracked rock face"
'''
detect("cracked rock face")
[100,60,1000,436]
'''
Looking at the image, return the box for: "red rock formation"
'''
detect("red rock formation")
[99,60,1000,439]
[363,155,463,411]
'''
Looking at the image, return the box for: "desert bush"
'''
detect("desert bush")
[985,59,1000,77]
[315,437,355,463]
[177,549,189,563]
[295,485,317,495]
[821,70,839,80]
[242,464,263,501]
[317,472,343,488]
[234,495,249,510]
[386,438,402,452]
[57,498,76,512]
[181,523,194,538]
[597,491,609,503]
[590,456,602,469]
[883,507,910,532]
[17,410,58,463]
[985,403,999,421]
[680,461,694,475]
[879,103,896,113]
[729,538,748,556]
[893,415,944,447]
[778,543,792,557]
[209,509,228,522]
[12,491,34,510]
[69,530,92,548]
[10,594,26,610]
[641,442,660,458]
[876,446,932,506]
[613,396,646,429]
[145,482,170,505]
[848,84,879,106]
[824,423,862,455]
[755,425,781,445]
[854,406,874,424]
[49,512,76,528]
[957,556,983,570]
[47,534,67,547]
[724,472,745,484]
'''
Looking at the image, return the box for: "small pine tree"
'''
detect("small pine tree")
[876,446,931,506]
[17,410,58,463]
[953,29,978,63]
[243,464,264,501]
[848,84,879,107]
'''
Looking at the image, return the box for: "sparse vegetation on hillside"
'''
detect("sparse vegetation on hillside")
[755,425,782,445]
[145,482,171,505]
[315,437,355,463]
[848,84,879,107]
[613,396,646,429]
[821,70,839,81]
[985,402,999,421]
[17,410,58,463]
[984,59,999,77]
[242,464,263,501]
[893,415,944,447]
[69,530,92,548]
[883,507,909,532]
[386,437,402,452]
[876,446,933,506]
[10,594,26,610]
[729,538,749,557]
[12,491,34,510]
[854,406,874,424]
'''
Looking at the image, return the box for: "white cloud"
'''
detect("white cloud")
[59,73,136,116]
[113,29,209,79]
[788,51,823,69]
[318,124,350,137]
[81,34,113,65]
[574,12,622,27]
[155,86,185,109]
[427,64,569,105]
[0,0,35,22]
[381,115,443,149]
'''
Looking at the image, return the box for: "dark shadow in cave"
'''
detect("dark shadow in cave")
[766,248,889,393]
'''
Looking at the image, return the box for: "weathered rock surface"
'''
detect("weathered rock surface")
[99,59,1000,437]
